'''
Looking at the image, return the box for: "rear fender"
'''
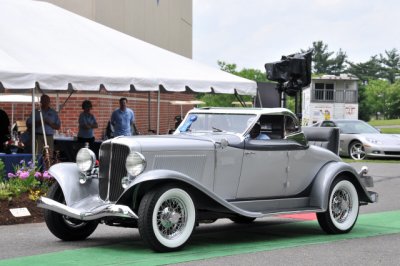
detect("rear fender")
[48,163,99,206]
[310,161,373,211]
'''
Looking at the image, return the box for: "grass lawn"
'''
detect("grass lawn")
[367,119,400,133]
[369,119,400,126]
[380,128,400,134]
[342,158,400,163]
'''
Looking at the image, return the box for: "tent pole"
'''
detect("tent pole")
[157,90,160,135]
[32,86,36,165]
[11,103,14,130]
[148,92,151,132]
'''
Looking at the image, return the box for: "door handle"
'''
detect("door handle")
[244,151,255,155]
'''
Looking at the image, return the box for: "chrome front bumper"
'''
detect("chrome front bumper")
[37,196,138,221]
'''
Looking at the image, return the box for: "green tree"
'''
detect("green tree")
[357,84,372,121]
[302,41,347,75]
[347,56,381,83]
[365,80,400,119]
[379,49,400,84]
[328,49,347,75]
[196,61,267,107]
[348,49,400,84]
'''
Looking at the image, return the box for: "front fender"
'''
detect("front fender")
[48,163,99,206]
[120,169,263,218]
[310,161,372,211]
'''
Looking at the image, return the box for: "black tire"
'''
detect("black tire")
[44,182,99,241]
[349,141,366,160]
[317,177,359,234]
[138,184,196,252]
[230,216,256,224]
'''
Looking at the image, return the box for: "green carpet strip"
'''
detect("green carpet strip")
[1,210,400,266]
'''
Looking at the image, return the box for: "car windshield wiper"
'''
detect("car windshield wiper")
[212,126,223,132]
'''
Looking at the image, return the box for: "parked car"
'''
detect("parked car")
[313,119,400,160]
[38,108,377,252]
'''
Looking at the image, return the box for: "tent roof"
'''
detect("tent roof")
[0,94,39,103]
[0,0,256,95]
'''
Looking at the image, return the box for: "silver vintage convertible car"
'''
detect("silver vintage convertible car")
[38,107,378,252]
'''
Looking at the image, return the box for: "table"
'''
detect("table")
[54,138,101,162]
[0,153,33,176]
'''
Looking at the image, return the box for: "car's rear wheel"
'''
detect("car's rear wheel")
[317,177,359,234]
[138,184,196,252]
[349,141,366,160]
[44,182,99,241]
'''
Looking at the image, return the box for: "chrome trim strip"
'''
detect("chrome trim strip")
[107,141,113,201]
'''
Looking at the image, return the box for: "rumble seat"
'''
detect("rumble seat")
[302,127,340,155]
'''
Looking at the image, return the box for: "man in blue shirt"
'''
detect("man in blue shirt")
[77,100,98,145]
[110,97,135,137]
[27,94,61,154]
[249,123,269,140]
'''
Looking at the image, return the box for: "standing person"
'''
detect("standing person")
[77,100,98,146]
[0,108,10,152]
[27,94,61,154]
[110,97,135,137]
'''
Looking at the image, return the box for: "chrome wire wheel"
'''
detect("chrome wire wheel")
[331,187,352,223]
[317,178,359,234]
[349,141,366,160]
[328,180,358,231]
[62,215,88,228]
[138,185,196,252]
[157,197,188,240]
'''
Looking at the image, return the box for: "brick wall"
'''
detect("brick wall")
[0,91,196,140]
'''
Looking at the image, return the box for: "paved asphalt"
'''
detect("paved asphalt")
[0,162,399,265]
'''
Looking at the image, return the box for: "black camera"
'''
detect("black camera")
[265,50,312,96]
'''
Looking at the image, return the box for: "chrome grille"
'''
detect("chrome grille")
[99,142,130,201]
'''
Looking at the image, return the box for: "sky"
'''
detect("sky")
[193,0,400,71]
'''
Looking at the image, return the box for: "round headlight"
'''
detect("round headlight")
[76,148,96,172]
[125,152,146,176]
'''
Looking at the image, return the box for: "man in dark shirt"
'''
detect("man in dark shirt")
[0,108,10,152]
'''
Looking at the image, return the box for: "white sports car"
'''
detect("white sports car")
[314,119,400,160]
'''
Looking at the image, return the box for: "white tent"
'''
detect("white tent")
[0,0,257,160]
[0,0,256,94]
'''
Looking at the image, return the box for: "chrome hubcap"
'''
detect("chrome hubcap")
[350,143,365,160]
[331,189,352,223]
[157,198,187,239]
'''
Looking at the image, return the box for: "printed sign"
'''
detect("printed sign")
[9,207,31,217]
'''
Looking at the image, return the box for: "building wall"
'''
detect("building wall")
[39,0,192,58]
[302,75,359,125]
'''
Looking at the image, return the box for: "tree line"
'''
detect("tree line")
[197,40,400,121]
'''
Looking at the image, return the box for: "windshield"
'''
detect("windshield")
[178,113,256,135]
[336,120,380,134]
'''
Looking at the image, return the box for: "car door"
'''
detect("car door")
[236,139,289,198]
[284,115,318,195]
[236,115,288,199]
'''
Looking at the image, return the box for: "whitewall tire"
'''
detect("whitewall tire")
[317,178,359,234]
[138,184,196,252]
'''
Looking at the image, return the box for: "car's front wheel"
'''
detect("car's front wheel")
[138,184,196,252]
[349,141,366,160]
[44,182,99,241]
[317,177,359,234]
